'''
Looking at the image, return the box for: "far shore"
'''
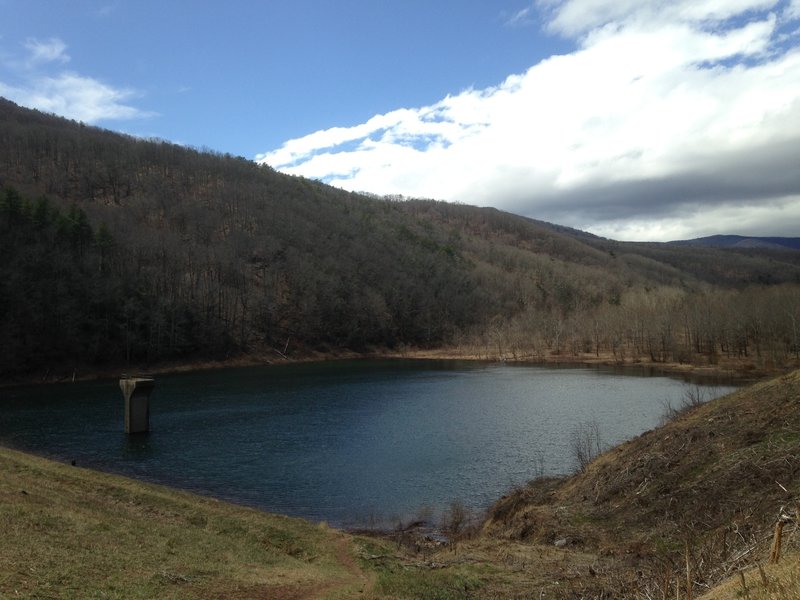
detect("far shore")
[2,346,787,388]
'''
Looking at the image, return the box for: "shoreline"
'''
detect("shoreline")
[1,346,786,388]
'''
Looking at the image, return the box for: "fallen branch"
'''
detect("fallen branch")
[273,337,291,359]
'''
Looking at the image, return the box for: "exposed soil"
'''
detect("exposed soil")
[297,534,375,599]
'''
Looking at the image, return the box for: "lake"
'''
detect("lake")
[0,360,737,528]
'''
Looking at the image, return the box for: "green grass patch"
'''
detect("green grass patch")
[375,569,484,600]
[764,430,800,447]
[355,538,486,599]
[0,447,352,598]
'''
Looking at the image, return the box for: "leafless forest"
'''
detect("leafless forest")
[1,98,798,377]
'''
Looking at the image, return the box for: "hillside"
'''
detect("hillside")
[2,97,800,380]
[483,369,800,597]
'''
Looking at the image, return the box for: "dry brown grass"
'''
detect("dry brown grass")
[700,551,800,599]
[483,369,800,598]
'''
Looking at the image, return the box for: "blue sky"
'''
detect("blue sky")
[2,0,800,241]
[1,1,566,155]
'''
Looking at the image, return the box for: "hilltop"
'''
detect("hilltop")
[1,97,800,383]
[671,235,800,251]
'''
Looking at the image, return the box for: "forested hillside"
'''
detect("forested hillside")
[1,98,799,378]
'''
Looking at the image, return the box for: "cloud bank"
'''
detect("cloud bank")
[0,37,152,124]
[257,0,800,241]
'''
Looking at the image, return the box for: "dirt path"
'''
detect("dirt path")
[296,533,374,600]
[332,533,374,596]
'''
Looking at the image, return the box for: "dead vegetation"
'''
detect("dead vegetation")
[481,369,800,598]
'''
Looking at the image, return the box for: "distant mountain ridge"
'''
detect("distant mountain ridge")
[670,234,800,250]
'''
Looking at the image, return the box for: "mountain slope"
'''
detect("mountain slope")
[2,97,800,379]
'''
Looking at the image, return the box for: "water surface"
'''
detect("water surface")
[0,360,737,527]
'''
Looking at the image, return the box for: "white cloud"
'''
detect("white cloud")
[588,195,800,241]
[95,2,120,18]
[1,72,154,122]
[505,6,537,27]
[23,37,70,65]
[541,0,781,38]
[257,0,800,241]
[0,38,153,124]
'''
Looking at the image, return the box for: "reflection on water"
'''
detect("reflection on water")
[120,433,154,460]
[0,360,737,528]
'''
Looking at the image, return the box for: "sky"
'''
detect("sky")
[1,1,799,242]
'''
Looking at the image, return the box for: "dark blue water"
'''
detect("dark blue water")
[0,360,736,527]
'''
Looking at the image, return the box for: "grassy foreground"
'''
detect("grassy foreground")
[0,447,374,599]
[0,447,506,599]
[0,443,674,599]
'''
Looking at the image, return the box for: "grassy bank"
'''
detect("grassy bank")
[0,446,376,599]
[0,443,599,599]
[0,447,503,599]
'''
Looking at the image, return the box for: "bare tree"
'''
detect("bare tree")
[571,419,603,473]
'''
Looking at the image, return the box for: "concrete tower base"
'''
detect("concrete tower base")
[119,377,155,433]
